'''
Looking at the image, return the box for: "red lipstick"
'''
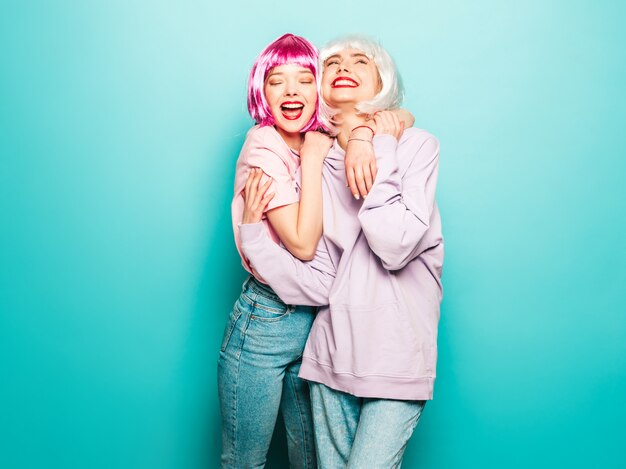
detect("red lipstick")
[280,101,305,120]
[331,77,358,88]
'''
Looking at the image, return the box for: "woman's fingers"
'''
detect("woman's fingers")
[370,160,378,182]
[390,111,399,139]
[376,111,404,140]
[346,166,358,199]
[373,114,382,131]
[397,120,405,140]
[373,111,394,135]
[254,167,264,186]
[354,165,367,198]
[261,191,276,209]
[244,168,255,201]
[363,164,374,193]
[389,111,399,134]
[260,175,273,191]
[241,169,274,224]
[390,110,400,125]
[256,177,273,206]
[245,168,268,208]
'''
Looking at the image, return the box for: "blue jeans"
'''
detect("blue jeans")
[218,276,317,468]
[310,383,425,469]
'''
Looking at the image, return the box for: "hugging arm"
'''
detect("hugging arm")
[239,222,335,306]
[241,131,330,262]
[264,132,332,261]
[344,108,415,199]
[358,132,440,271]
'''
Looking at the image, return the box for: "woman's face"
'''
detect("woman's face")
[321,48,381,108]
[264,64,318,136]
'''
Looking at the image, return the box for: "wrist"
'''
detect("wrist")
[351,125,375,138]
[350,127,374,141]
[347,137,373,144]
[299,152,325,165]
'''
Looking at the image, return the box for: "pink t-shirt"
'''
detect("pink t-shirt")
[232,125,301,280]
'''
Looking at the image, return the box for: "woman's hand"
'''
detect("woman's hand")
[300,131,333,163]
[345,125,377,200]
[373,111,405,141]
[242,168,275,224]
[392,108,415,129]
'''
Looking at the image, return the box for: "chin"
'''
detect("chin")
[329,93,359,104]
[277,122,302,134]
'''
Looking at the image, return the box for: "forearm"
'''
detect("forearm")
[293,157,324,259]
[240,222,334,306]
[358,134,438,270]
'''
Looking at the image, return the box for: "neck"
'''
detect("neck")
[333,111,370,150]
[275,127,304,152]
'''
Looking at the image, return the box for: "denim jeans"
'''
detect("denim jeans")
[310,382,425,469]
[218,276,317,468]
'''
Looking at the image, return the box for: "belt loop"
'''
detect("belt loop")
[242,275,252,292]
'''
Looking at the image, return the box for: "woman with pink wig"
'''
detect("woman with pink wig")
[217,33,331,468]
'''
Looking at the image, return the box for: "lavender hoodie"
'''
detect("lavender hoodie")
[239,128,443,400]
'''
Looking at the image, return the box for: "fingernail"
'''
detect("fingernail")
[353,194,360,200]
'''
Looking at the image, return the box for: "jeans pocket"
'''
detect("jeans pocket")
[220,303,243,352]
[250,302,292,322]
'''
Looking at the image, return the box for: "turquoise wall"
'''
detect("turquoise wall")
[1,1,625,468]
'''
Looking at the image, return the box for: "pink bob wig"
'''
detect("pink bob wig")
[247,33,328,133]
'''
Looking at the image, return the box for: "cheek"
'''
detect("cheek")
[263,87,279,106]
[374,71,383,93]
[305,88,318,105]
[320,80,332,97]
[364,73,380,94]
[321,71,332,89]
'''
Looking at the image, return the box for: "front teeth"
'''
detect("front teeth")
[282,103,303,109]
[334,79,356,86]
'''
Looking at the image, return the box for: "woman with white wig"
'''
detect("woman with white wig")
[239,35,443,468]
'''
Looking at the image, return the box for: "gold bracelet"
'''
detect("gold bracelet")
[347,138,373,143]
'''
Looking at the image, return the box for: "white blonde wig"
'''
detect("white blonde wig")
[318,35,404,124]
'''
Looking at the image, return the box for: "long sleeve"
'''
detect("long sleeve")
[358,131,440,271]
[239,222,335,306]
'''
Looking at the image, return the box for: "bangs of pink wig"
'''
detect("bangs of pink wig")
[247,33,328,132]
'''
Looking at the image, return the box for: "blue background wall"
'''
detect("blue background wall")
[1,1,625,468]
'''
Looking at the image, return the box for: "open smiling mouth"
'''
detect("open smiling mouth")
[281,102,305,120]
[332,77,358,88]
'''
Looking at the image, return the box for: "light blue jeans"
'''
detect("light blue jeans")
[310,382,425,469]
[218,276,317,468]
